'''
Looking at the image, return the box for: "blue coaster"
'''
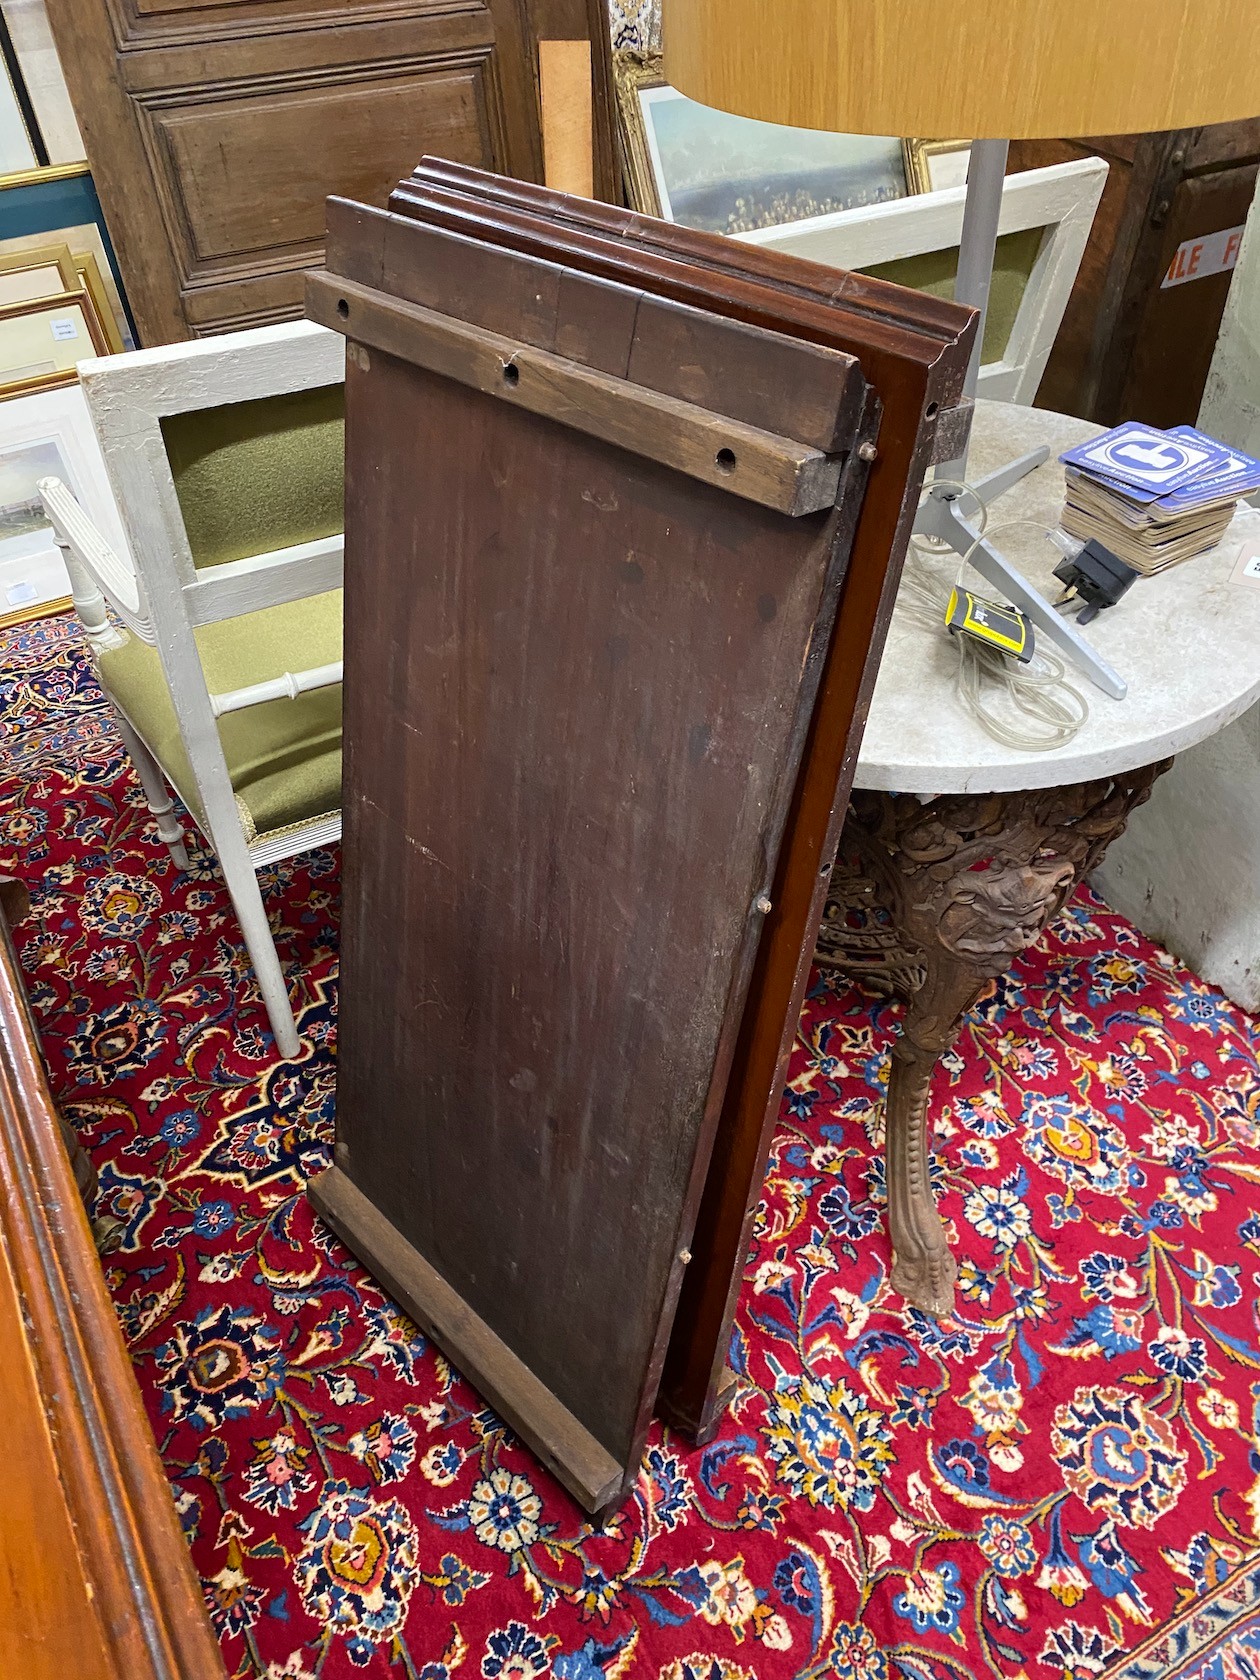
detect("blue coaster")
[1064,463,1164,506]
[1159,428,1260,509]
[1061,421,1234,494]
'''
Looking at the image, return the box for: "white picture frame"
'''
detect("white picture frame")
[737,158,1109,405]
[0,380,129,626]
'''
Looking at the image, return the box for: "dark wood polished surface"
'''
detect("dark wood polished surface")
[310,165,974,1508]
[406,170,972,1440]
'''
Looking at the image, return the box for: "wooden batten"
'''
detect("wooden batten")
[310,1166,624,1511]
[323,195,867,453]
[307,272,844,516]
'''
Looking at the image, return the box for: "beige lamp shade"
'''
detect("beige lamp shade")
[663,1,1260,139]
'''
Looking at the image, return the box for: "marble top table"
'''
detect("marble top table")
[823,398,1260,1323]
[856,400,1260,794]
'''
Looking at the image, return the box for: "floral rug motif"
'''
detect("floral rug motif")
[4,611,1260,1680]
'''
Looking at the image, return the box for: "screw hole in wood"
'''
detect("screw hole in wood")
[337,298,349,319]
[715,447,737,473]
[924,400,939,420]
[502,360,520,386]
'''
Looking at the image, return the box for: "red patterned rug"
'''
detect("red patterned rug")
[4,610,1260,1680]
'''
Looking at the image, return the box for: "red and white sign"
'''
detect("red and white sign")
[1162,224,1246,289]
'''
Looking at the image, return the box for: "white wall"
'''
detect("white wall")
[1200,189,1260,455]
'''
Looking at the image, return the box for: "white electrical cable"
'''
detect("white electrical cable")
[904,479,1090,752]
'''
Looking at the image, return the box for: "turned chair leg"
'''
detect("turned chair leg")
[113,714,191,871]
[221,866,301,1060]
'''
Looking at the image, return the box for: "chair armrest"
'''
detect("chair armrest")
[37,476,151,645]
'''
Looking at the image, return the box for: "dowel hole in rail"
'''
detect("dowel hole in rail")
[715,447,737,474]
[924,400,939,420]
[337,298,349,319]
[502,360,520,386]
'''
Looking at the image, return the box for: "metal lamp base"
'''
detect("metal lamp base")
[922,137,1126,701]
[914,456,1128,699]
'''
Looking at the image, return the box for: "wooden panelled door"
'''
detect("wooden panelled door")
[45,0,547,343]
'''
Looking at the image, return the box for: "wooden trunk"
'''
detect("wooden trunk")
[1014,120,1260,428]
[308,164,974,1510]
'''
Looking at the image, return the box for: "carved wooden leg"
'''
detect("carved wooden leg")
[886,966,984,1315]
[824,762,1171,1317]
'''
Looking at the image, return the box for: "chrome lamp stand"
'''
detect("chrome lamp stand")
[916,138,1126,700]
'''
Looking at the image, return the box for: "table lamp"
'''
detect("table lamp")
[663,0,1260,698]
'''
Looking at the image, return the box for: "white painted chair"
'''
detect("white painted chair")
[39,320,345,1059]
[737,159,1108,404]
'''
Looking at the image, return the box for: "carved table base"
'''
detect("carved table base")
[816,763,1170,1317]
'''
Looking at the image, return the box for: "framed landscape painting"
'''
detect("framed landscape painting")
[614,50,919,234]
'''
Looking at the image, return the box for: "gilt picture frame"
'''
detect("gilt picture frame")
[0,284,111,399]
[0,164,136,348]
[0,244,121,349]
[906,137,972,193]
[0,238,75,304]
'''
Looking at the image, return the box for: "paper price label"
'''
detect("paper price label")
[1162,225,1246,289]
[50,318,78,341]
[1229,542,1260,587]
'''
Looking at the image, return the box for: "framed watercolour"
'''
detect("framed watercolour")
[0,381,129,627]
[0,285,111,396]
[613,50,925,234]
[0,164,136,347]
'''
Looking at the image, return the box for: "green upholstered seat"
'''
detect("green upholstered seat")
[99,591,342,844]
